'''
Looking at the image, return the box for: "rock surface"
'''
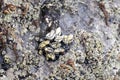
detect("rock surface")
[0,0,120,80]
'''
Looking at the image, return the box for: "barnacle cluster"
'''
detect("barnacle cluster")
[38,27,73,61]
[38,1,73,61]
[79,32,103,68]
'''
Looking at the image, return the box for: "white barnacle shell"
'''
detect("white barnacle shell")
[46,53,55,60]
[45,30,56,40]
[54,35,64,42]
[63,34,73,44]
[45,27,62,40]
[45,18,49,23]
[50,42,61,49]
[44,47,53,53]
[55,27,62,36]
[54,48,65,53]
[48,21,52,27]
[38,50,43,55]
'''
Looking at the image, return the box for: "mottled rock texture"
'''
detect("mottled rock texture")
[0,0,120,80]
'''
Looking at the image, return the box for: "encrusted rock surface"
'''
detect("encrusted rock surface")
[0,0,120,80]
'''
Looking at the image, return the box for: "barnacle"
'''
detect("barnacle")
[38,27,73,61]
[39,40,50,49]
